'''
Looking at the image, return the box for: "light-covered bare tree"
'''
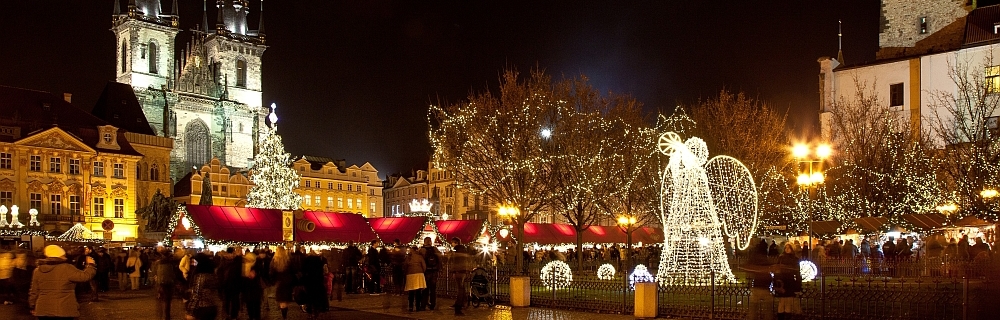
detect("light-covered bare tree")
[927,51,1000,221]
[429,69,562,272]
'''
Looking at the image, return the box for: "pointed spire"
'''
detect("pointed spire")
[113,0,121,15]
[837,20,844,64]
[258,0,265,37]
[216,0,225,33]
[170,0,178,15]
[202,0,210,33]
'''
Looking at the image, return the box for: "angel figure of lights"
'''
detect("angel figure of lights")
[654,132,759,286]
[0,205,9,227]
[28,208,40,227]
[8,205,24,228]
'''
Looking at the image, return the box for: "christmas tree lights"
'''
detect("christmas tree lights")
[247,104,302,210]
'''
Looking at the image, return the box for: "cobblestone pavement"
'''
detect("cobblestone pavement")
[0,288,643,320]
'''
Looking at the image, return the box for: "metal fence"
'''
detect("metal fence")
[376,258,1000,319]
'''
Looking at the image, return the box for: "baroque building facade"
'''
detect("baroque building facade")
[0,85,172,241]
[383,162,492,221]
[112,0,268,183]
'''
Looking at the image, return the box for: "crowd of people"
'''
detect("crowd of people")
[0,236,482,319]
[752,234,993,263]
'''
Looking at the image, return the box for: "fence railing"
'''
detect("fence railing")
[375,257,999,319]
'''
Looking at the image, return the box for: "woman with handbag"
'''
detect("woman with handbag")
[403,246,426,312]
[126,250,142,291]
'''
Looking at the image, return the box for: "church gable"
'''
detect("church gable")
[15,128,96,153]
[392,177,412,189]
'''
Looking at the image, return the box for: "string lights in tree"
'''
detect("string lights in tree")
[656,132,758,286]
[540,260,573,290]
[247,103,302,210]
[597,263,616,280]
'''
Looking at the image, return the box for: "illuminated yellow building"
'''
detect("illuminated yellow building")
[174,158,252,206]
[0,84,172,241]
[293,156,383,217]
[384,162,490,220]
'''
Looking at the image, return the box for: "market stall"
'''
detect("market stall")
[435,219,490,245]
[166,204,284,249]
[369,217,444,246]
[520,223,577,245]
[297,210,379,245]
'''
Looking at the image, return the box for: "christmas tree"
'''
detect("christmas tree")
[246,104,302,210]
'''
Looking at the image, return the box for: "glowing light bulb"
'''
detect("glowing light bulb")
[792,144,809,158]
[816,144,832,159]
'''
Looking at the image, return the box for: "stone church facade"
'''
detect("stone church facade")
[112,0,268,183]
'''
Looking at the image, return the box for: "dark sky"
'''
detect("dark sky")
[0,1,883,178]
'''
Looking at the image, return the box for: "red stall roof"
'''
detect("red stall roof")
[298,211,378,244]
[522,223,578,244]
[633,227,664,244]
[179,205,283,243]
[368,217,428,244]
[435,220,486,244]
[581,226,627,244]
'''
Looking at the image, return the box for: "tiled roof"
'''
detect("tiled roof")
[92,81,156,135]
[964,4,1000,45]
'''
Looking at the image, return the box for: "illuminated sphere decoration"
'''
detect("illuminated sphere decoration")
[629,264,655,290]
[597,264,616,280]
[800,260,818,282]
[540,260,573,290]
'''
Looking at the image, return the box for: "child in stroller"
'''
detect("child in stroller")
[468,267,494,307]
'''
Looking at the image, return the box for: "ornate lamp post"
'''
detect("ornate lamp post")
[617,214,638,274]
[497,204,520,271]
[792,143,831,253]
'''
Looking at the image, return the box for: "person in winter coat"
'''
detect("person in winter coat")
[126,250,142,290]
[0,251,13,305]
[343,242,362,294]
[29,245,97,319]
[115,250,129,290]
[242,252,264,320]
[302,251,329,318]
[420,237,442,311]
[365,240,382,294]
[155,247,182,320]
[449,237,472,316]
[186,253,221,320]
[95,248,113,293]
[774,244,802,319]
[270,246,296,320]
[403,246,426,312]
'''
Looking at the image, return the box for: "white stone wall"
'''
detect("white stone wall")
[114,20,177,89]
[879,0,967,48]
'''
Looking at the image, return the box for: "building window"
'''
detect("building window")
[48,157,61,173]
[889,83,904,107]
[221,185,228,193]
[370,202,376,213]
[50,194,61,215]
[347,198,353,209]
[0,191,11,207]
[184,119,211,170]
[919,17,928,34]
[30,193,42,211]
[348,185,352,191]
[304,196,311,206]
[150,165,159,181]
[464,195,469,207]
[236,59,247,88]
[93,198,105,217]
[305,180,311,188]
[69,159,80,175]
[327,197,334,208]
[30,155,41,172]
[338,198,343,208]
[113,163,124,178]
[338,184,342,190]
[93,161,105,176]
[356,199,362,210]
[0,153,10,169]
[69,195,80,215]
[148,41,158,74]
[314,196,320,207]
[114,198,124,218]
[120,43,127,73]
[328,182,333,189]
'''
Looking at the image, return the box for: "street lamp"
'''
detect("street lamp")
[617,215,639,275]
[792,143,831,254]
[497,204,521,272]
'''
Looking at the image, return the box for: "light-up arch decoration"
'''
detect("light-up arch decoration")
[655,132,759,286]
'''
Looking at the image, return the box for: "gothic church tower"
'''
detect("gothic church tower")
[112,0,268,184]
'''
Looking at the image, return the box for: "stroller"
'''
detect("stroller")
[468,267,495,307]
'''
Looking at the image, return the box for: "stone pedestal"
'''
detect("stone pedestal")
[634,282,658,318]
[510,276,531,307]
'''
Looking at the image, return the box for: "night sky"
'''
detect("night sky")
[0,1,884,178]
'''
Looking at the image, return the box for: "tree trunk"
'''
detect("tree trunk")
[516,220,525,275]
[576,231,584,270]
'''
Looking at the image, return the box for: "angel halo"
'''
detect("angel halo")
[655,132,759,286]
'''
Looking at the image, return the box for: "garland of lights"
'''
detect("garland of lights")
[57,223,94,241]
[246,104,302,211]
[629,264,655,290]
[540,260,573,290]
[597,263,616,280]
[655,132,745,285]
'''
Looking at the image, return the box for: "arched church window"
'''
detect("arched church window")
[236,59,247,88]
[121,42,127,74]
[148,41,158,74]
[150,164,159,181]
[185,119,212,170]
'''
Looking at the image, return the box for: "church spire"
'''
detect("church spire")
[113,0,121,15]
[258,0,265,39]
[837,20,844,64]
[216,0,225,33]
[202,0,210,33]
[170,0,178,15]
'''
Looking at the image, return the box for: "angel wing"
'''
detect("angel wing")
[656,132,684,225]
[704,155,758,250]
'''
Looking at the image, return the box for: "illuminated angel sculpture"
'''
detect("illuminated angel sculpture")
[0,205,8,228]
[28,208,40,227]
[8,205,24,228]
[654,132,759,285]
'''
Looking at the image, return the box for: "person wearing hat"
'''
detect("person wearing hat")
[29,244,97,319]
